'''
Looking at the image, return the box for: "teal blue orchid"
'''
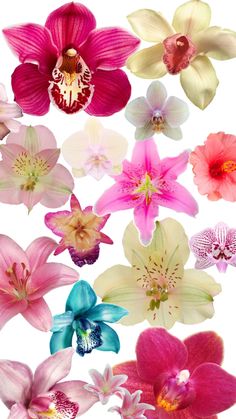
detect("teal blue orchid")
[50,280,128,357]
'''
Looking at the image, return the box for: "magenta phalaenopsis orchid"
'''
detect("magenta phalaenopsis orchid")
[3,2,140,116]
[114,328,236,418]
[95,138,198,245]
[0,235,78,331]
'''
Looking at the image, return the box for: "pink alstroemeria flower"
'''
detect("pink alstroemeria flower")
[0,124,74,211]
[95,139,198,245]
[0,83,22,140]
[0,235,78,331]
[190,222,236,273]
[0,348,98,418]
[109,389,155,419]
[114,328,236,418]
[3,2,140,116]
[45,194,113,267]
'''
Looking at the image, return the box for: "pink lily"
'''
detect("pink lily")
[0,348,98,418]
[0,235,78,331]
[95,138,198,245]
[109,389,155,419]
[114,328,236,418]
[0,83,22,140]
[3,2,139,116]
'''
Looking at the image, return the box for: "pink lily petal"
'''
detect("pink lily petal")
[80,27,140,71]
[21,298,52,332]
[131,139,160,173]
[29,262,78,300]
[85,69,131,116]
[25,237,57,271]
[0,235,29,275]
[0,360,33,408]
[8,403,29,419]
[161,151,189,178]
[157,181,198,216]
[134,201,159,245]
[190,363,236,416]
[136,328,188,384]
[0,295,27,329]
[45,2,96,51]
[44,211,71,237]
[3,24,58,74]
[184,331,224,373]
[12,63,50,116]
[32,348,74,398]
[7,125,57,151]
[40,164,74,208]
[53,380,98,415]
[95,183,135,216]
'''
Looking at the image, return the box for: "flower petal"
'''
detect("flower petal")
[180,55,219,110]
[95,182,135,216]
[66,280,97,317]
[85,69,131,116]
[161,150,189,178]
[126,44,167,79]
[45,2,96,51]
[146,81,167,110]
[50,326,74,354]
[8,403,29,419]
[25,237,57,271]
[86,303,128,323]
[3,24,57,74]
[134,201,159,245]
[163,125,183,141]
[132,138,160,171]
[189,228,216,268]
[32,347,74,397]
[127,9,174,42]
[184,331,224,373]
[51,311,74,332]
[135,123,154,141]
[12,63,50,116]
[96,322,120,353]
[40,164,74,208]
[136,328,188,384]
[194,26,236,60]
[0,360,32,408]
[0,235,29,273]
[157,181,198,216]
[172,0,211,36]
[163,97,189,128]
[190,363,236,416]
[29,262,78,300]
[80,27,140,71]
[0,295,27,329]
[125,97,152,128]
[53,380,98,415]
[21,298,52,331]
[7,125,57,152]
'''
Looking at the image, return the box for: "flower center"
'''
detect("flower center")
[74,318,103,356]
[134,173,158,204]
[49,47,94,114]
[151,115,165,133]
[210,160,236,177]
[163,34,197,75]
[12,151,50,191]
[5,262,31,300]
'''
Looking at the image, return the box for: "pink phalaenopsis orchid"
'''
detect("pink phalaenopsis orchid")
[0,348,98,418]
[84,365,128,405]
[0,83,22,140]
[95,138,198,245]
[190,222,236,273]
[3,2,139,116]
[109,389,154,419]
[114,328,236,418]
[0,235,78,331]
[0,124,74,211]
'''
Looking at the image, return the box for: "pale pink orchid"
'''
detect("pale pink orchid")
[84,365,128,405]
[0,83,22,140]
[95,138,198,245]
[0,348,98,418]
[109,389,155,419]
[0,124,74,211]
[3,2,139,116]
[0,235,78,331]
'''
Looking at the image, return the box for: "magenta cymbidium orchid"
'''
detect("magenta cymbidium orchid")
[3,2,140,116]
[94,218,221,329]
[0,83,22,140]
[95,138,198,245]
[126,0,236,109]
[114,328,236,418]
[190,222,236,273]
[62,118,128,180]
[0,235,78,331]
[45,194,113,267]
[0,348,98,418]
[0,124,74,211]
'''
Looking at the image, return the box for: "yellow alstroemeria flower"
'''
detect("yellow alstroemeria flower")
[126,0,236,109]
[94,218,221,329]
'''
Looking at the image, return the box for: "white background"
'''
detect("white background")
[0,0,236,417]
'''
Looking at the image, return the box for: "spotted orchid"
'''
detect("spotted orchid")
[109,389,155,419]
[62,118,128,180]
[50,280,128,357]
[0,83,22,140]
[95,138,198,245]
[3,2,139,116]
[0,235,78,331]
[125,81,189,141]
[45,194,113,267]
[0,124,74,211]
[114,328,236,418]
[126,0,236,109]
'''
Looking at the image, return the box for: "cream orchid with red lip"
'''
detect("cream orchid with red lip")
[127,0,236,109]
